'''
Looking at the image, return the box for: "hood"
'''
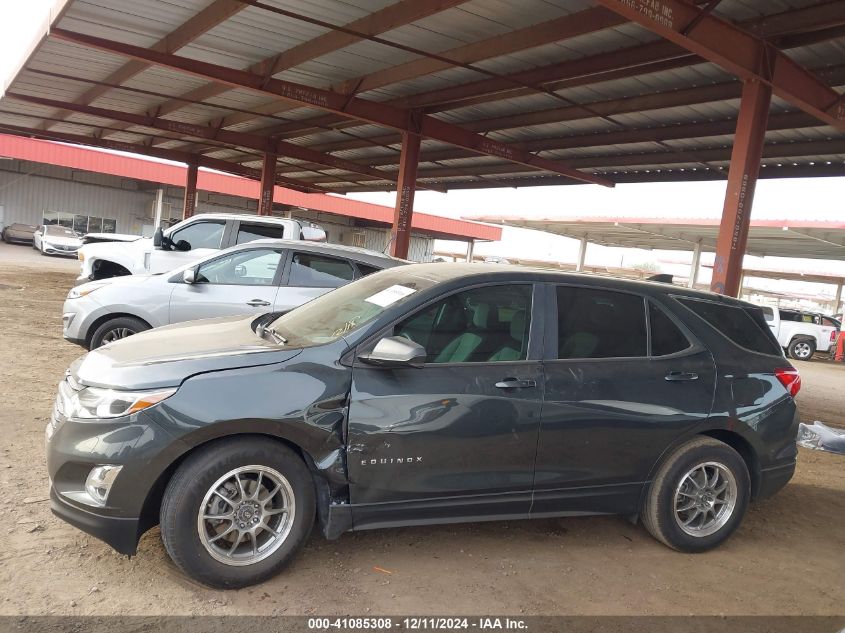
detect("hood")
[84,232,142,243]
[43,234,83,247]
[72,315,302,390]
[81,237,152,257]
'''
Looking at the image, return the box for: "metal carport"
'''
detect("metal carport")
[0,0,842,291]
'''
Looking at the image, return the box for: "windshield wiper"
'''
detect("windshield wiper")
[256,322,287,345]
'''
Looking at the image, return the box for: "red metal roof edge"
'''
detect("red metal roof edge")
[0,135,500,241]
[468,214,845,230]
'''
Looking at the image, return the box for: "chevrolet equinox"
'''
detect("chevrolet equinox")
[46,264,801,588]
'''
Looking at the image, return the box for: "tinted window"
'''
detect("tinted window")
[236,223,287,244]
[356,263,383,277]
[289,253,355,287]
[395,285,532,364]
[555,287,647,359]
[649,302,691,356]
[170,220,225,250]
[677,298,781,355]
[761,306,774,322]
[196,249,282,286]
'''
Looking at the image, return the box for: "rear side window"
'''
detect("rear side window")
[648,302,691,356]
[356,263,383,277]
[677,298,781,355]
[289,253,355,287]
[236,223,287,244]
[761,306,774,322]
[555,286,647,359]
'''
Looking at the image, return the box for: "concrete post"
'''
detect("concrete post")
[576,236,588,272]
[465,240,475,263]
[688,240,702,288]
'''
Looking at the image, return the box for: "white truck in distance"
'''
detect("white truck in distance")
[77,213,326,282]
[761,306,837,360]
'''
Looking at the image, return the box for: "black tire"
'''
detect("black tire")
[642,436,750,553]
[160,437,315,589]
[787,337,816,361]
[89,316,150,349]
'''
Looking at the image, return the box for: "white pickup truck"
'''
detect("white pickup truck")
[77,213,326,282]
[761,306,837,360]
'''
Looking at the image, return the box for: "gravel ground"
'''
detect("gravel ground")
[0,243,842,615]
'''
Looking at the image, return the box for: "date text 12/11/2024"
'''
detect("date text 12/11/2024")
[307,618,528,630]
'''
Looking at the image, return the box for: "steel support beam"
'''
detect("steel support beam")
[835,281,843,314]
[7,93,394,187]
[711,79,771,296]
[688,240,702,288]
[576,237,588,272]
[132,0,473,137]
[465,240,475,263]
[46,0,247,131]
[0,123,334,194]
[49,28,613,187]
[595,0,845,131]
[183,159,199,219]
[389,132,421,259]
[259,152,277,216]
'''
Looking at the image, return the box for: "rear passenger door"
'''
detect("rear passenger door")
[533,285,717,517]
[274,251,357,311]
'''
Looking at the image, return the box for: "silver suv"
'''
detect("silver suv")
[63,240,403,349]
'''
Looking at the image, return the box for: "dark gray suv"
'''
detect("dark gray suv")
[46,264,800,588]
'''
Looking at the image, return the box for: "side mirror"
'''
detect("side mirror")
[300,225,327,242]
[182,267,197,284]
[153,227,163,248]
[359,336,426,368]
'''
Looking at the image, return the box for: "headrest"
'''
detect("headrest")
[471,302,490,328]
[510,309,526,341]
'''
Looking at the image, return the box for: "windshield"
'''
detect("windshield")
[45,225,77,237]
[269,269,437,347]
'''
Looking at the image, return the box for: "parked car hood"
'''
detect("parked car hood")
[43,234,82,247]
[71,315,301,390]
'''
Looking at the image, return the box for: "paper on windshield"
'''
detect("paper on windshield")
[365,284,417,307]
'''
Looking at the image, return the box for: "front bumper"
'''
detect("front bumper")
[50,486,141,555]
[43,246,80,257]
[46,374,183,554]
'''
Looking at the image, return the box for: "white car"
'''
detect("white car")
[33,224,83,257]
[76,213,326,283]
[761,306,837,360]
[63,240,403,349]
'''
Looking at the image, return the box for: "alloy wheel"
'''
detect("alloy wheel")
[100,327,136,343]
[673,461,737,537]
[197,465,295,567]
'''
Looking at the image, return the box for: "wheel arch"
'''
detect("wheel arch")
[137,431,331,544]
[85,312,153,348]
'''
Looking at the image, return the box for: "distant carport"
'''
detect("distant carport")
[469,215,845,308]
[0,0,842,278]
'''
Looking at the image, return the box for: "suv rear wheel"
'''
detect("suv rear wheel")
[160,437,315,588]
[642,436,749,552]
[788,337,815,361]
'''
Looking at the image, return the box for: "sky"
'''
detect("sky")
[1,1,844,305]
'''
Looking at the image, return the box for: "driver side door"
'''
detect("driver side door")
[168,247,286,324]
[347,282,544,527]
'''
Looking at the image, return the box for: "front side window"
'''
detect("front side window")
[394,285,532,364]
[649,302,692,356]
[236,223,287,244]
[555,286,647,359]
[196,249,283,286]
[170,220,225,250]
[288,253,355,287]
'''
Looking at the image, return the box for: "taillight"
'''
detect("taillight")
[775,367,801,398]
[831,330,837,344]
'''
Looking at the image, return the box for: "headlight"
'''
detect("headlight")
[68,386,177,419]
[67,282,107,299]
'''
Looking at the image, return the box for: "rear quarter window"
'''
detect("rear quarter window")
[677,298,781,356]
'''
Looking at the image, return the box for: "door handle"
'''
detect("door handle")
[495,378,537,389]
[246,299,271,307]
[665,371,698,382]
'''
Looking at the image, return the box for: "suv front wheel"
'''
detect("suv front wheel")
[160,437,315,588]
[642,437,749,552]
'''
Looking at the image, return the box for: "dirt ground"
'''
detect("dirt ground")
[0,242,843,616]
